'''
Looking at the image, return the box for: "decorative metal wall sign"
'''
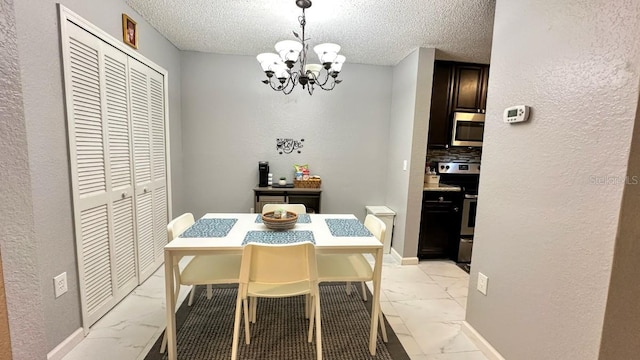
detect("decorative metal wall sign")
[277,138,304,154]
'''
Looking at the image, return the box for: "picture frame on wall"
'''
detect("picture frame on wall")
[122,14,138,49]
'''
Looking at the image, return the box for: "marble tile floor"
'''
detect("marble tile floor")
[62,257,487,360]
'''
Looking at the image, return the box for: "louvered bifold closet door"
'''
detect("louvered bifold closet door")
[149,71,169,266]
[129,58,168,281]
[63,22,138,326]
[106,48,138,297]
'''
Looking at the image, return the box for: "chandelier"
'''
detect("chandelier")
[256,0,346,95]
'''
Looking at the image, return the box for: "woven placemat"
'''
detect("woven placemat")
[325,218,373,237]
[179,218,237,238]
[242,230,315,245]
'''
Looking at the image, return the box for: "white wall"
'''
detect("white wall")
[11,0,183,351]
[180,52,393,218]
[385,48,434,259]
[466,0,640,358]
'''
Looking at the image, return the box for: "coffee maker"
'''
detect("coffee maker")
[258,161,269,187]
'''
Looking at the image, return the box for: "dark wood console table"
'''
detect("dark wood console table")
[253,186,322,213]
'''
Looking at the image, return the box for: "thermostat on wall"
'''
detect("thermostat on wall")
[503,105,530,123]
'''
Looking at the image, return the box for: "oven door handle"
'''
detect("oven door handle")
[465,194,478,199]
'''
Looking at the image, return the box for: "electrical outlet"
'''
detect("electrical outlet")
[54,272,68,298]
[403,160,408,171]
[477,272,488,295]
[250,207,254,213]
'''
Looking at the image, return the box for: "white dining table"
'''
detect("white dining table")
[164,213,384,360]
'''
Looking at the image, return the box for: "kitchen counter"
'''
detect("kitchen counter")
[423,183,462,192]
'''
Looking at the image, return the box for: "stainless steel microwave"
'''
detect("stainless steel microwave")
[451,112,485,147]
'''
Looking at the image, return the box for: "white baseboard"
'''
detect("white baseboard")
[401,257,419,265]
[390,248,419,265]
[462,321,505,360]
[47,328,84,360]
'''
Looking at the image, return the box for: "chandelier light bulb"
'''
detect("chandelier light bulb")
[275,40,303,62]
[330,55,346,73]
[304,64,322,79]
[313,43,340,64]
[257,53,283,72]
[273,66,291,79]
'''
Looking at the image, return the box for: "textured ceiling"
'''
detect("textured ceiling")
[126,0,496,66]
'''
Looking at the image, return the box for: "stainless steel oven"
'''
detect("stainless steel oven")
[460,194,477,236]
[451,112,484,147]
[458,194,477,263]
[437,162,480,263]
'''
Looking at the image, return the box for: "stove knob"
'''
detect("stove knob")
[446,165,450,170]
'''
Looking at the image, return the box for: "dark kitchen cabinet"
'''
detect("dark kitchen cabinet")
[427,61,489,147]
[418,191,462,259]
[451,64,489,113]
[427,62,454,147]
[480,66,489,110]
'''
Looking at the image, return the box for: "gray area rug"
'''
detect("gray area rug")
[145,284,409,359]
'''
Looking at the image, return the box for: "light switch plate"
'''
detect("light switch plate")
[54,272,68,298]
[477,272,488,295]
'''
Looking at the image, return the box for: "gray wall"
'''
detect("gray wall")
[599,95,640,359]
[11,0,183,351]
[180,52,393,218]
[385,48,434,259]
[466,0,640,359]
[0,1,48,358]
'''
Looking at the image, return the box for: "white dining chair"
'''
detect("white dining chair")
[160,213,241,353]
[316,214,388,342]
[251,203,308,321]
[261,203,307,214]
[231,242,322,360]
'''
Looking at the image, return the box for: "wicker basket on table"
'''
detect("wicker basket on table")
[261,211,298,230]
[293,178,321,188]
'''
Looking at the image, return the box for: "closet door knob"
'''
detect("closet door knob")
[143,187,148,193]
[121,192,128,198]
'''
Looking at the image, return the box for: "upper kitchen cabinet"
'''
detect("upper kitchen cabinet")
[427,61,490,147]
[428,61,454,147]
[451,63,490,113]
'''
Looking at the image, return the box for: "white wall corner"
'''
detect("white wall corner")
[46,328,84,360]
[462,321,506,360]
